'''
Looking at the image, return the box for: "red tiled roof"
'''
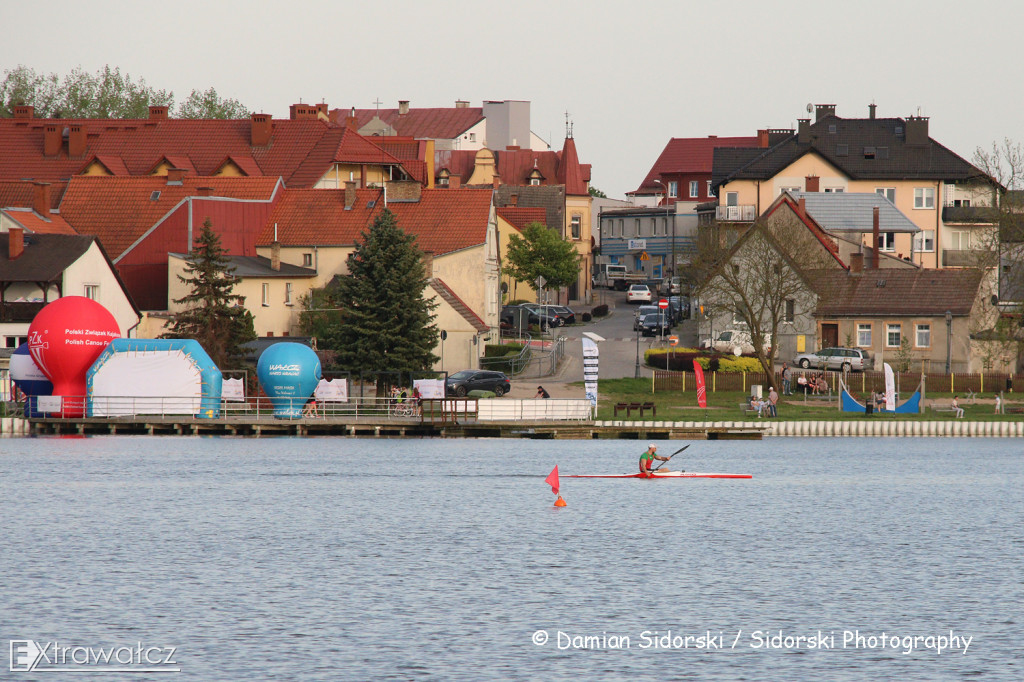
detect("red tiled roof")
[1,208,77,234]
[257,187,492,256]
[436,145,589,191]
[0,116,399,188]
[496,206,546,231]
[556,137,588,196]
[335,107,484,139]
[633,136,759,194]
[59,176,281,258]
[0,180,65,210]
[429,278,488,333]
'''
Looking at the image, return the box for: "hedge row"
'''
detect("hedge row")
[644,348,763,373]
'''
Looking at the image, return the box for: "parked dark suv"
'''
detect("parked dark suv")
[445,370,512,397]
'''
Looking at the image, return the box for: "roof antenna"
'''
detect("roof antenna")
[565,110,572,139]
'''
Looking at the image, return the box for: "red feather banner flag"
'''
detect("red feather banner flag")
[693,360,707,409]
[544,466,560,494]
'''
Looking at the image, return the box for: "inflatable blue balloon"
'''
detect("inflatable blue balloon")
[10,343,52,418]
[256,343,321,418]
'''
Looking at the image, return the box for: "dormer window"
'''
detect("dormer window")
[529,168,544,186]
[863,146,875,159]
[438,169,450,187]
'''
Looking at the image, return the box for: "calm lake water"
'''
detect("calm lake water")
[1,436,1021,681]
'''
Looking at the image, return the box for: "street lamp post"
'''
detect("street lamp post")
[634,327,641,379]
[945,310,953,375]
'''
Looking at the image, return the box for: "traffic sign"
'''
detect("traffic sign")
[658,298,668,309]
[668,335,679,347]
[640,251,649,261]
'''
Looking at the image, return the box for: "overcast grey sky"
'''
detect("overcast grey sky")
[3,0,1021,198]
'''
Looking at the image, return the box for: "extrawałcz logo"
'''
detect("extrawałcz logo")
[10,640,179,673]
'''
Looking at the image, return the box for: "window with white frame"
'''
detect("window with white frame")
[285,282,294,305]
[913,229,935,252]
[914,187,935,209]
[261,282,270,306]
[84,284,99,300]
[668,181,678,198]
[634,219,641,237]
[529,178,541,186]
[949,230,971,250]
[689,181,699,198]
[878,232,896,252]
[824,187,845,193]
[780,186,800,195]
[302,253,313,267]
[915,323,931,348]
[707,181,715,197]
[726,191,738,207]
[876,187,895,203]
[571,214,581,239]
[886,323,902,348]
[857,323,872,347]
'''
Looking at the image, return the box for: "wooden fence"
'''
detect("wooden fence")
[653,370,1023,395]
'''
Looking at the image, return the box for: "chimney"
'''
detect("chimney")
[345,181,357,209]
[492,175,500,190]
[149,105,169,120]
[425,139,435,189]
[872,206,880,269]
[797,119,810,144]
[44,124,61,156]
[455,100,469,109]
[398,100,410,115]
[197,186,213,197]
[166,168,185,185]
[506,144,520,151]
[868,103,877,119]
[289,103,318,120]
[850,251,864,274]
[32,182,51,216]
[797,197,806,217]
[805,175,819,192]
[271,240,281,271]
[757,129,770,148]
[315,102,329,118]
[422,250,434,277]
[68,124,86,156]
[13,104,34,119]
[509,193,518,207]
[906,115,929,146]
[251,113,272,146]
[815,104,836,121]
[449,174,461,189]
[8,227,25,260]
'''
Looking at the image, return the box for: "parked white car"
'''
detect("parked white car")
[701,329,771,355]
[626,284,652,303]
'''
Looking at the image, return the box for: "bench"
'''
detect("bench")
[1006,406,1024,414]
[930,404,962,416]
[739,402,761,417]
[614,402,656,418]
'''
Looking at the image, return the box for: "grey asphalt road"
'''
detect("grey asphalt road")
[510,289,698,398]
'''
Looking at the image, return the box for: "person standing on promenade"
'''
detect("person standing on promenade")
[782,363,792,395]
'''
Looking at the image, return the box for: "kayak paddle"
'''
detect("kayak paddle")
[653,444,690,471]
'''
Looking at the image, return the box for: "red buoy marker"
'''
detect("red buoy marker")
[545,466,566,506]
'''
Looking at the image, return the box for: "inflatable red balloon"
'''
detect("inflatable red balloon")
[28,296,121,417]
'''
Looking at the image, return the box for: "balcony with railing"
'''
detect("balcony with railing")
[942,205,996,224]
[0,301,45,323]
[715,205,757,222]
[941,249,987,267]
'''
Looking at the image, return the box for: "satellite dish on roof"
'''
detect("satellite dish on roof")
[806,103,813,114]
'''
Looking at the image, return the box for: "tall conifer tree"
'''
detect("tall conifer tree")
[162,218,256,368]
[324,209,438,376]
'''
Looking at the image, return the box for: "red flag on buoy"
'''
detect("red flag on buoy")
[693,360,707,409]
[545,465,560,494]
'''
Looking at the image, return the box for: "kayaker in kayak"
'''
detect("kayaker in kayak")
[639,443,671,476]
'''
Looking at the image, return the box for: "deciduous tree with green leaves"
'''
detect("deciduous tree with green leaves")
[162,218,255,369]
[177,87,250,119]
[503,222,582,295]
[311,209,438,378]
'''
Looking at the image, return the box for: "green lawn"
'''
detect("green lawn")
[581,378,1021,421]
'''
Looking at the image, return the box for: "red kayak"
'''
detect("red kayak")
[568,471,752,479]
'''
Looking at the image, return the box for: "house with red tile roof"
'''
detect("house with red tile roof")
[335,100,549,152]
[57,173,283,314]
[630,135,760,208]
[249,183,499,368]
[436,134,594,303]
[0,104,427,194]
[1,181,76,235]
[1,229,139,349]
